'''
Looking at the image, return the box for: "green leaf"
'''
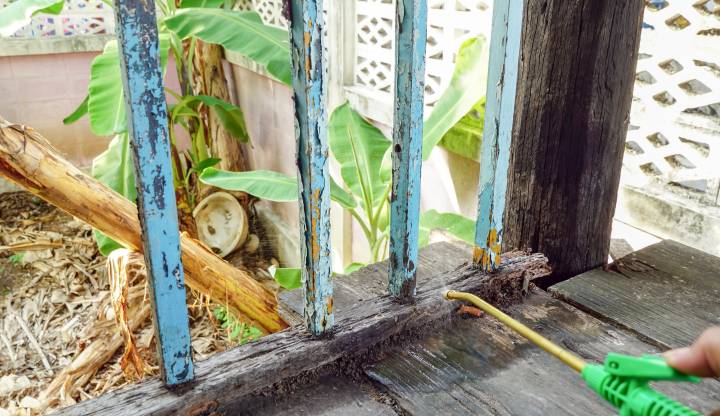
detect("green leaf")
[192,157,221,173]
[181,95,249,142]
[0,0,64,37]
[213,306,226,321]
[164,10,291,85]
[376,196,390,232]
[330,177,357,209]
[93,230,124,257]
[8,252,25,265]
[329,102,391,210]
[200,168,357,208]
[230,324,242,340]
[438,97,485,161]
[91,133,137,255]
[344,262,365,274]
[270,267,301,290]
[87,37,169,136]
[63,95,89,125]
[178,0,224,8]
[419,210,475,248]
[422,36,488,160]
[242,326,262,343]
[200,168,296,201]
[87,41,126,136]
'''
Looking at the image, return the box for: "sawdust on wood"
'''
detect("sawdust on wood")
[0,192,279,415]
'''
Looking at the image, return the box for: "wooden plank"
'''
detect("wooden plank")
[367,290,720,415]
[550,240,720,348]
[114,0,192,385]
[57,244,549,416]
[388,0,428,300]
[226,375,396,416]
[288,0,333,335]
[280,242,473,315]
[473,0,523,272]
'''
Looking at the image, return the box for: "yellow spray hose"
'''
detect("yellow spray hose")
[443,290,587,373]
[443,290,703,415]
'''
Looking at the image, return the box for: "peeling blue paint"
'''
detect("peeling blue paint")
[114,0,193,385]
[473,0,523,272]
[288,0,333,335]
[388,0,427,301]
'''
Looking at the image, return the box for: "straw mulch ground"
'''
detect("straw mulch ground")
[0,192,275,415]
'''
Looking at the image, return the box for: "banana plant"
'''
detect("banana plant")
[0,0,291,254]
[200,102,477,289]
[0,0,64,37]
[1,0,487,264]
[198,37,488,289]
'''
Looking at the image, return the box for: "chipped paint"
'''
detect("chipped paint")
[288,0,333,335]
[114,0,193,385]
[474,0,523,272]
[388,0,427,301]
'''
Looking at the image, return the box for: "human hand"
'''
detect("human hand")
[664,327,720,377]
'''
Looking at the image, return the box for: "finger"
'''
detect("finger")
[664,347,712,377]
[695,327,720,377]
[665,328,720,377]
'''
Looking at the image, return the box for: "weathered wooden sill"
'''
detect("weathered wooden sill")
[56,242,550,415]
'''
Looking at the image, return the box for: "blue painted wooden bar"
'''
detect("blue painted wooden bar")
[287,0,334,335]
[473,0,524,271]
[114,0,193,385]
[388,0,428,301]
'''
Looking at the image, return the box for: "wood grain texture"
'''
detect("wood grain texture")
[0,120,287,334]
[503,0,645,286]
[288,0,334,335]
[281,241,473,315]
[367,290,720,415]
[226,375,396,416]
[473,0,523,272]
[114,0,193,385]
[550,240,720,349]
[389,0,428,300]
[56,243,549,416]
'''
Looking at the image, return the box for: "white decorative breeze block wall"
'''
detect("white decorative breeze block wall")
[624,0,720,205]
[354,0,492,107]
[1,0,114,37]
[236,0,493,109]
[235,0,287,28]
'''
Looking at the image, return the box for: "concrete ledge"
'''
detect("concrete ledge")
[0,35,113,57]
[616,184,720,257]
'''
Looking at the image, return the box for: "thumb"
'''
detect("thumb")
[664,347,708,376]
[664,327,720,377]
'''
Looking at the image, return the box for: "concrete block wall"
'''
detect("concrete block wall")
[0,52,110,168]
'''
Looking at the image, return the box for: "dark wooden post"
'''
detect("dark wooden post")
[503,0,645,287]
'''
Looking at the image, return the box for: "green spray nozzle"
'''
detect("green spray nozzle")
[582,353,701,416]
